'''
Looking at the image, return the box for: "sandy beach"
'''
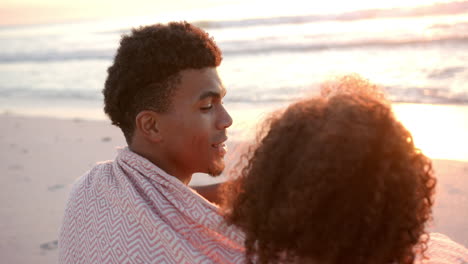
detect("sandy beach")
[0,112,467,263]
[1,0,468,262]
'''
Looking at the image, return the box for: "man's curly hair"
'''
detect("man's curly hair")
[222,75,436,264]
[103,21,222,143]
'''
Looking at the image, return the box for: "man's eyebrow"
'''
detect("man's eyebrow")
[198,88,227,101]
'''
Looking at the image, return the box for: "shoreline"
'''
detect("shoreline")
[0,112,467,263]
[3,101,468,161]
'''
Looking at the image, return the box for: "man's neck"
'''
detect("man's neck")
[128,145,192,185]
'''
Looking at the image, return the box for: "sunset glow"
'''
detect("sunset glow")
[0,0,464,26]
[393,104,468,162]
[1,0,467,162]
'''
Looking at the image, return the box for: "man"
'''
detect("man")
[59,22,244,263]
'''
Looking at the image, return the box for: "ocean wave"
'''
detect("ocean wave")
[0,87,101,101]
[2,85,467,106]
[385,86,468,105]
[427,66,466,80]
[194,1,468,29]
[428,21,468,31]
[86,2,468,36]
[221,36,468,56]
[0,49,114,63]
[1,36,467,63]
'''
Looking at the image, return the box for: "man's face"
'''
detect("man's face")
[157,67,232,178]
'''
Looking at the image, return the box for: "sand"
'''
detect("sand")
[0,113,467,264]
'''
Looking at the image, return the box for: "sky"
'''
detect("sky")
[0,0,462,26]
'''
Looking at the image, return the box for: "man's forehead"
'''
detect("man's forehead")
[198,85,226,101]
[177,68,226,98]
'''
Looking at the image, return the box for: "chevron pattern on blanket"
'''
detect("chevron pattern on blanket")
[58,148,245,264]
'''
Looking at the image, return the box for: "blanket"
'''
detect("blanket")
[421,233,468,264]
[59,147,245,263]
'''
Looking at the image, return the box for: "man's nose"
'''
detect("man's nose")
[217,105,233,130]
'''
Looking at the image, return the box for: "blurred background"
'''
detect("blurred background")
[1,0,468,159]
[0,0,467,263]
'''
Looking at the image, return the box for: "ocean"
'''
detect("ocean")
[1,1,468,160]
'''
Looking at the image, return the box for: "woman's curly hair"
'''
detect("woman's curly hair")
[103,21,222,143]
[222,75,436,264]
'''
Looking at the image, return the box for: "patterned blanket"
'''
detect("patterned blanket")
[59,147,245,263]
[422,233,468,264]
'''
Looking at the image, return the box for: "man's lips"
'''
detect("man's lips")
[212,136,228,146]
[212,137,228,156]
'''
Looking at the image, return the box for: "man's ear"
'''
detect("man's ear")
[135,110,162,143]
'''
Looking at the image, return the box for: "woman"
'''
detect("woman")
[222,75,467,264]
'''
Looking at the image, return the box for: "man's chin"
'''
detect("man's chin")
[207,161,225,177]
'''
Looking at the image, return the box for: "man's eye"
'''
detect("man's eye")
[200,104,213,111]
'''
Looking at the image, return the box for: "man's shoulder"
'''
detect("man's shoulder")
[70,160,115,194]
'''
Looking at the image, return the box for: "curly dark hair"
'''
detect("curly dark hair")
[222,75,436,264]
[103,21,222,143]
